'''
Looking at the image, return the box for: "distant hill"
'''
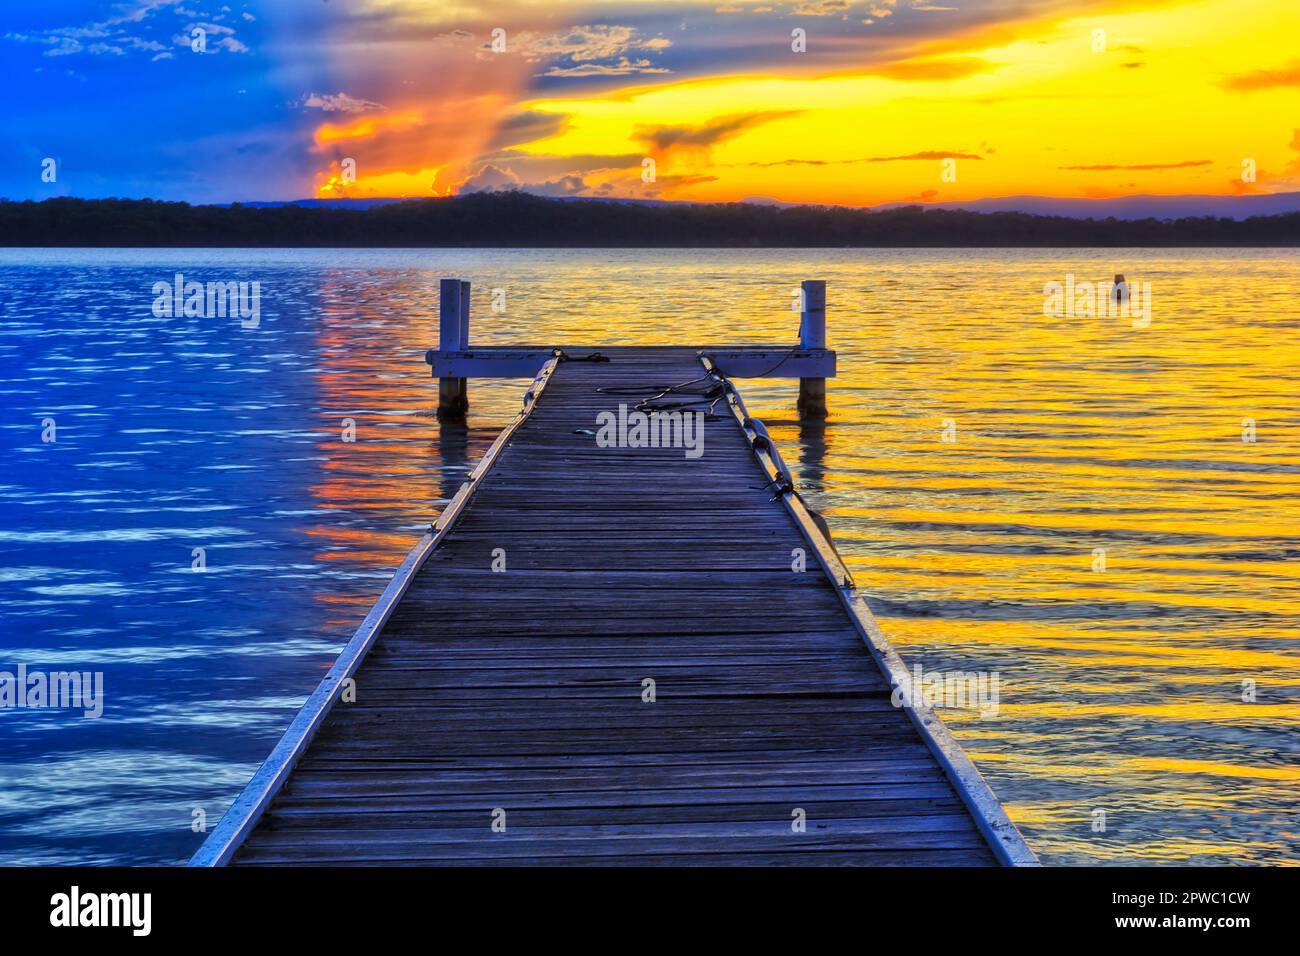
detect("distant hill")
[2,192,1297,246]
[875,192,1300,221]
[245,191,1300,222]
[235,195,685,210]
[225,197,409,211]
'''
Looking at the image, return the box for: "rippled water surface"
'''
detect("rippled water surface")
[0,248,1296,865]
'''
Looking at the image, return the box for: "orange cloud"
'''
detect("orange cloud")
[302,17,542,198]
[871,57,996,81]
[1223,59,1300,91]
[633,111,802,153]
[738,151,984,168]
[311,99,515,198]
[313,109,426,147]
[1059,161,1213,170]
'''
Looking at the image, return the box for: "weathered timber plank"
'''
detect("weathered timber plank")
[219,347,1017,868]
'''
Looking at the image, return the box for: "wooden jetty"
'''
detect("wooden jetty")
[191,280,1036,867]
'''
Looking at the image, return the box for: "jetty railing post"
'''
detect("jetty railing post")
[438,278,469,420]
[798,279,828,419]
[459,279,471,346]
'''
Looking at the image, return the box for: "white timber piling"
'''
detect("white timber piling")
[798,279,828,420]
[438,277,469,419]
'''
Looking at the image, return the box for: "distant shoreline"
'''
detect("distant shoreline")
[4,192,1298,247]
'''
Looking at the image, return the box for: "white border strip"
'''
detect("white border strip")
[699,355,1039,867]
[189,356,562,866]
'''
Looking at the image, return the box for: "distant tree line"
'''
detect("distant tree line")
[1,192,1297,246]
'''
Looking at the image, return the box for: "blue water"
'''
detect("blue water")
[1,248,1297,865]
[0,250,499,864]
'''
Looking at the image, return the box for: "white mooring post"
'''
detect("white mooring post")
[798,279,828,420]
[459,279,471,346]
[438,278,469,419]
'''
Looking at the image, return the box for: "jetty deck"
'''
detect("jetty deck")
[192,342,1036,867]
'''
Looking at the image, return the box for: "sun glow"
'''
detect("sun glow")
[308,0,1300,205]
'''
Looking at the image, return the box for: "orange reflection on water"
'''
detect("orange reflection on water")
[285,249,1298,865]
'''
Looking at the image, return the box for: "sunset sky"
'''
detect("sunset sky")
[4,0,1300,205]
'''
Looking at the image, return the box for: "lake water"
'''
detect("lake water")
[0,248,1296,866]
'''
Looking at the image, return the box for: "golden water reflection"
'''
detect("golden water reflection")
[298,248,1298,865]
